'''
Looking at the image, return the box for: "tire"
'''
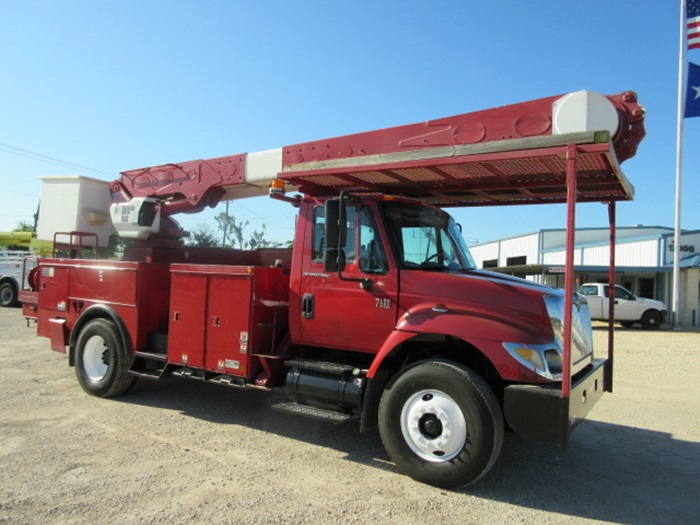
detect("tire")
[0,281,18,307]
[378,360,504,489]
[74,318,136,397]
[619,321,635,328]
[640,310,662,330]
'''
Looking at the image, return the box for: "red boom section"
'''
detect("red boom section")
[282,92,644,167]
[278,92,645,207]
[110,153,247,214]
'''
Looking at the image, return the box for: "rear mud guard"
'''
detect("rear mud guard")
[48,318,67,353]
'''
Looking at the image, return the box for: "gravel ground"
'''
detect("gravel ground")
[0,306,698,525]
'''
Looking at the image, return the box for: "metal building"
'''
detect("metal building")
[469,226,700,327]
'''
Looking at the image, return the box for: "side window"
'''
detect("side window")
[358,207,388,274]
[439,229,459,269]
[345,207,357,262]
[614,286,633,300]
[312,207,325,262]
[312,205,356,264]
[580,285,598,296]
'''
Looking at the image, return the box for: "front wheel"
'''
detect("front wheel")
[641,310,662,330]
[74,318,135,397]
[378,360,504,489]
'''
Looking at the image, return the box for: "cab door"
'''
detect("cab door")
[607,285,639,321]
[296,202,398,354]
[593,284,637,321]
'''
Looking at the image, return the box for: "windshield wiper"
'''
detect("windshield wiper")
[418,263,449,271]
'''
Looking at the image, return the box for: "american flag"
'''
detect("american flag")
[689,0,700,50]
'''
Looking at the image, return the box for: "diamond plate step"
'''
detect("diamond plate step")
[272,401,352,423]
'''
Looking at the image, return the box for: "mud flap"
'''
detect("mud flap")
[48,318,67,353]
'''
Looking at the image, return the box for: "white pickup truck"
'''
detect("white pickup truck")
[579,283,666,330]
[0,251,33,307]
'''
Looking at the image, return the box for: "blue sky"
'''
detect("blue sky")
[1,1,698,246]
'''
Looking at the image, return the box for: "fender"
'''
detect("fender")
[368,302,551,382]
[0,275,20,288]
[68,304,133,366]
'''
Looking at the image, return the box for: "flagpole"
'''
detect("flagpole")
[672,0,687,329]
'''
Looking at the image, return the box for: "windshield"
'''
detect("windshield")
[382,202,477,271]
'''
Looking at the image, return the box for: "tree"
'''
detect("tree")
[14,220,34,232]
[213,206,282,250]
[0,221,36,250]
[104,232,130,259]
[248,223,277,250]
[215,210,248,249]
[186,225,219,248]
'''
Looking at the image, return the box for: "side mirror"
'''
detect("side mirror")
[324,199,346,249]
[323,248,346,272]
[323,193,369,290]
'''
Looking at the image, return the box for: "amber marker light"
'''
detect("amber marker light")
[269,179,286,195]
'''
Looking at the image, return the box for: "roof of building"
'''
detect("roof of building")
[484,263,676,276]
[473,226,699,248]
[664,254,700,269]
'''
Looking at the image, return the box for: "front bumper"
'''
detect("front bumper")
[503,357,609,449]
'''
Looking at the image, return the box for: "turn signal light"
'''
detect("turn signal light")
[514,347,546,371]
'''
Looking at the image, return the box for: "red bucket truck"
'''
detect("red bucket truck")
[20,90,645,488]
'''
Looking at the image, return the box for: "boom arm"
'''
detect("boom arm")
[111,153,246,215]
[109,149,285,240]
[109,90,644,241]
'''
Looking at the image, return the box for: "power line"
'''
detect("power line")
[0,187,37,198]
[0,142,118,179]
[0,212,36,217]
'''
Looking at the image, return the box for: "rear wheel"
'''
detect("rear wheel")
[378,360,503,488]
[641,310,662,330]
[74,318,135,397]
[0,281,18,307]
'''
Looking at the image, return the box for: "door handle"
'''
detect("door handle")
[302,293,314,319]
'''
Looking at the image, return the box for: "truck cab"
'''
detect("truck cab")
[291,195,593,383]
[579,283,666,330]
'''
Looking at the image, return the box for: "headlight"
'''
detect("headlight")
[504,293,594,380]
[504,342,563,380]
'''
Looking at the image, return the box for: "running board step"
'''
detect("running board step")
[129,369,165,380]
[171,368,208,381]
[129,351,169,380]
[284,359,359,377]
[272,402,352,423]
